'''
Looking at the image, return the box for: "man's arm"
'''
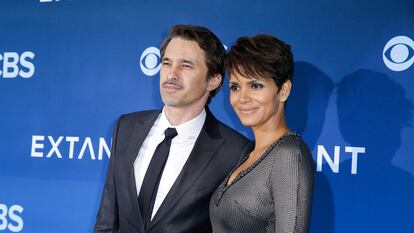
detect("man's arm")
[94,117,122,233]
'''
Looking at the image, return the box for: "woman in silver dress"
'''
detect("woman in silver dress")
[209,34,314,233]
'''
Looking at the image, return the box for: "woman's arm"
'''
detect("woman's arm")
[270,137,314,233]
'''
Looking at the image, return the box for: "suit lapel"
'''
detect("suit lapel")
[147,110,224,230]
[123,110,161,232]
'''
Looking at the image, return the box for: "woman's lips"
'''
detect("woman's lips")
[237,107,258,114]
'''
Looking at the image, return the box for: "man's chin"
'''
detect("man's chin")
[162,98,182,107]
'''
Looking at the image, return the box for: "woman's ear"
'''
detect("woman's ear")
[279,80,292,103]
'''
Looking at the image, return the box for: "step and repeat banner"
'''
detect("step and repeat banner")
[1,0,413,232]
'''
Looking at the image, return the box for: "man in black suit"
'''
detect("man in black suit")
[94,25,250,233]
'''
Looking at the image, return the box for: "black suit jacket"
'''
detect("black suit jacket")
[94,109,251,233]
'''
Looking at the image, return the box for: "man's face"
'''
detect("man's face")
[160,37,212,110]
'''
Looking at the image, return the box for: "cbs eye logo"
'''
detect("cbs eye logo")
[140,47,161,76]
[383,36,414,72]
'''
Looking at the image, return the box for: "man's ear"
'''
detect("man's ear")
[279,80,292,102]
[207,73,222,91]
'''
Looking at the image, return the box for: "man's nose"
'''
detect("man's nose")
[167,65,180,81]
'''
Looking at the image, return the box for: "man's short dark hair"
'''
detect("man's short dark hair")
[160,25,226,103]
[225,34,293,92]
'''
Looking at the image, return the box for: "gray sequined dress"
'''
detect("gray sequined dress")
[209,132,314,233]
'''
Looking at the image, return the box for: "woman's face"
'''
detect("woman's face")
[229,72,287,129]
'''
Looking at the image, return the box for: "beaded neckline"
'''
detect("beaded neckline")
[214,131,300,206]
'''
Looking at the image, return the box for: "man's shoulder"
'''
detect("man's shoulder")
[207,114,250,145]
[118,109,161,123]
[215,120,245,137]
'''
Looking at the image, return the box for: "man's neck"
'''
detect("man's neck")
[163,105,206,126]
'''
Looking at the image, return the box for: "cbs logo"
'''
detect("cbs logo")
[383,36,414,72]
[140,47,161,76]
[0,203,23,232]
[0,51,35,79]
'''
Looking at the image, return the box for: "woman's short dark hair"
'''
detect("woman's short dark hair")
[225,34,293,91]
[160,25,226,102]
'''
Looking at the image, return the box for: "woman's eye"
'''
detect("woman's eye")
[230,84,239,91]
[251,83,263,89]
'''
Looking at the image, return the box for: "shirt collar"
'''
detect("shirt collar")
[158,108,206,139]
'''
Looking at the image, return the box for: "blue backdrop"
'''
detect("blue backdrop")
[1,0,413,232]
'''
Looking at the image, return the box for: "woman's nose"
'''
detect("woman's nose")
[238,88,252,104]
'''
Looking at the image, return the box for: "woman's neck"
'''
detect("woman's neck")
[252,117,290,155]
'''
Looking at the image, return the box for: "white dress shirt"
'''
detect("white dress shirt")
[134,108,206,219]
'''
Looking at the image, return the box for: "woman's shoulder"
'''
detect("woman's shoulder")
[267,132,314,175]
[268,132,311,159]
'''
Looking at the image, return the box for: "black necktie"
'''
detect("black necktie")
[138,127,178,229]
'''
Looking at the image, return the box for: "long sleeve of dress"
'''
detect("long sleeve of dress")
[270,138,314,233]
